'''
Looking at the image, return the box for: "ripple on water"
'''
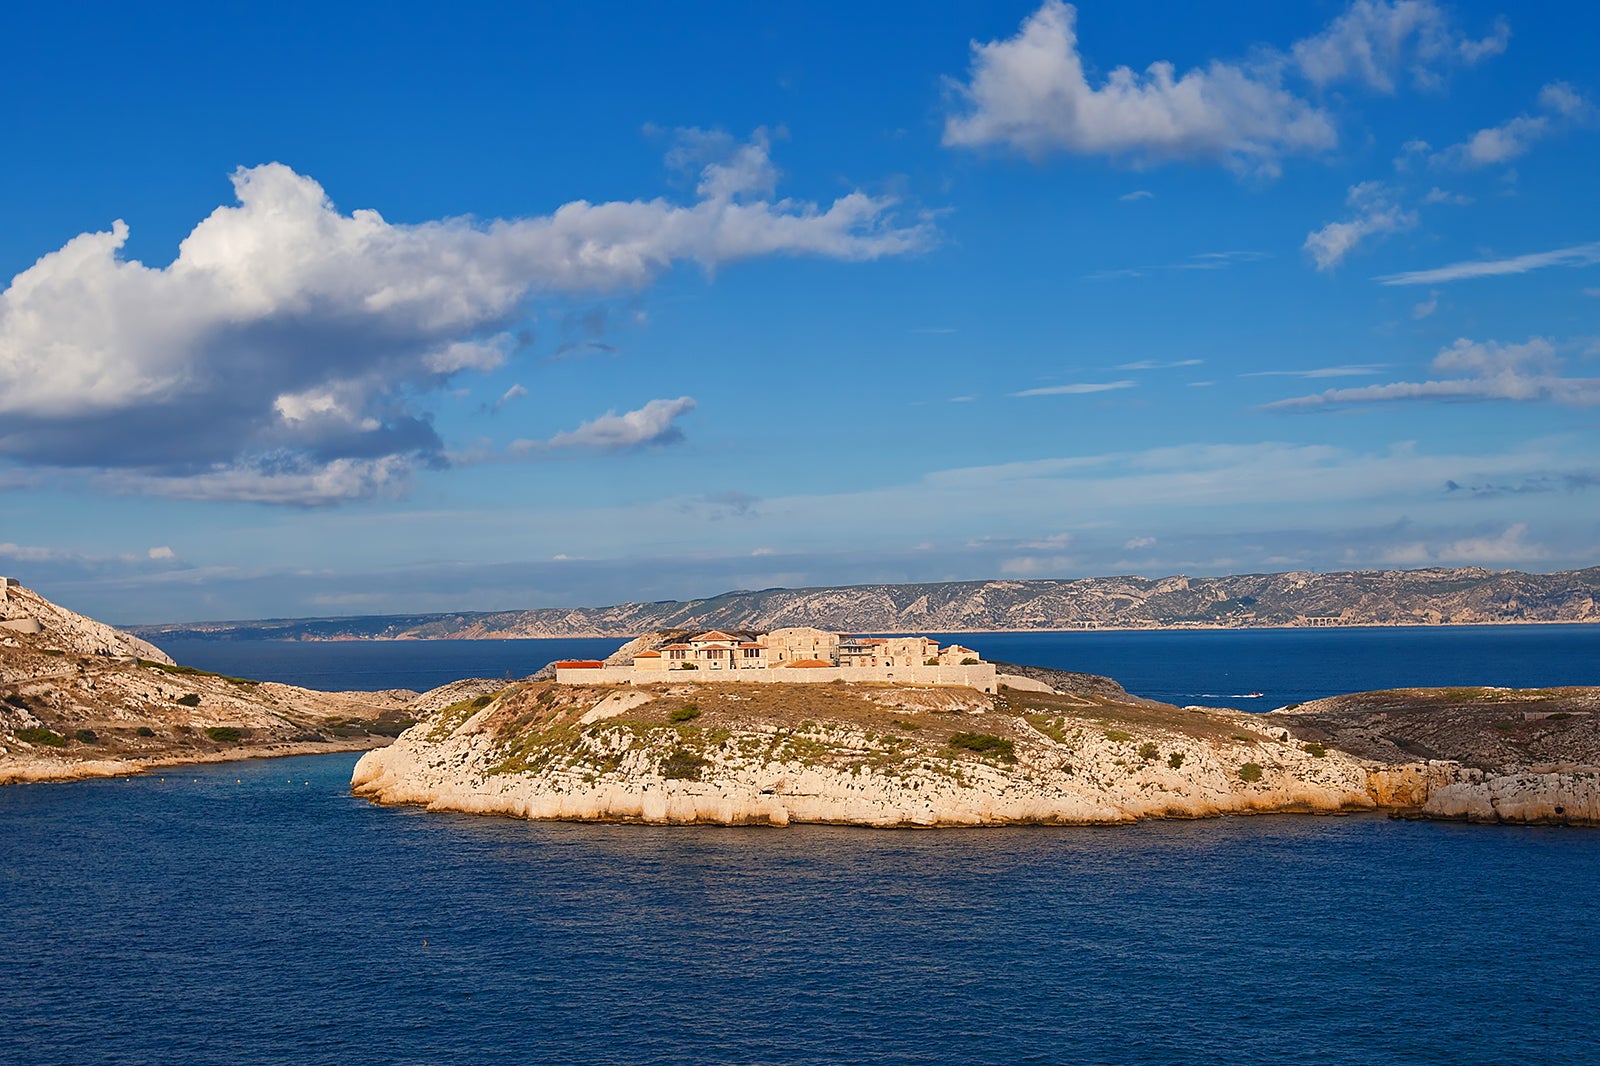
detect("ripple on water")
[2,752,1598,1065]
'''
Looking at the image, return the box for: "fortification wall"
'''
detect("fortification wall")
[556,662,997,693]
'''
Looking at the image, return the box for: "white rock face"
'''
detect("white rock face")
[1423,772,1600,825]
[0,582,173,664]
[350,683,1492,828]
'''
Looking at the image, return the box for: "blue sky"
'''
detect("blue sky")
[2,0,1597,623]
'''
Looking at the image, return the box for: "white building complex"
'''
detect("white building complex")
[555,626,997,692]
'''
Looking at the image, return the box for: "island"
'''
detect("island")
[352,627,1600,827]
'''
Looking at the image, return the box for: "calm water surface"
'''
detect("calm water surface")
[158,624,1600,709]
[3,752,1598,1065]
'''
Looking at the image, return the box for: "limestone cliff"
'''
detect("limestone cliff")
[353,673,1593,828]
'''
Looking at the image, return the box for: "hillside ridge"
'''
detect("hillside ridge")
[130,565,1600,641]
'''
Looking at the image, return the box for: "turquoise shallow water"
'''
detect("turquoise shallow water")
[3,751,1598,1065]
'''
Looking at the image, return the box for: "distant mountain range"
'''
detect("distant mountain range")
[126,566,1600,641]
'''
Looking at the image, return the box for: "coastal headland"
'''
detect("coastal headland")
[0,579,501,785]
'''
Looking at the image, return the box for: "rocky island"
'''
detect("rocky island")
[353,629,1600,828]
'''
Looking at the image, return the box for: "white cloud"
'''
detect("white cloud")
[147,546,175,560]
[492,384,528,413]
[942,1,1504,175]
[1421,186,1472,205]
[1115,359,1202,370]
[1378,523,1546,566]
[1375,241,1600,285]
[1119,190,1154,202]
[1242,364,1388,379]
[1013,380,1137,397]
[1304,181,1418,271]
[1434,82,1595,167]
[941,1,1335,174]
[1411,292,1438,319]
[1123,536,1156,550]
[0,140,928,503]
[542,396,697,450]
[1266,337,1600,408]
[1291,0,1507,93]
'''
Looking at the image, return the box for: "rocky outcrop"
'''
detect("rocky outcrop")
[352,677,1577,828]
[0,581,465,785]
[135,565,1600,640]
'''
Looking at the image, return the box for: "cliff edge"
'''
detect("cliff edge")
[353,670,1599,828]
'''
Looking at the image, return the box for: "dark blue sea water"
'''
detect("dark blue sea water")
[3,752,1598,1065]
[156,624,1600,710]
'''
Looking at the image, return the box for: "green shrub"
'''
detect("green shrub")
[175,693,201,707]
[1303,742,1327,758]
[948,732,1015,761]
[15,727,67,747]
[365,717,415,737]
[205,726,244,743]
[925,657,940,666]
[891,718,922,731]
[135,726,156,738]
[676,662,698,670]
[1167,752,1185,769]
[1138,742,1159,761]
[669,703,702,723]
[73,729,98,744]
[960,657,980,666]
[660,748,708,780]
[1238,762,1264,783]
[1103,729,1132,742]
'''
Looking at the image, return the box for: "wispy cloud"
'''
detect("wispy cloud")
[1013,380,1137,397]
[1242,364,1387,379]
[1115,359,1203,371]
[1265,337,1600,409]
[1305,181,1417,271]
[1119,190,1154,202]
[528,396,698,451]
[1375,242,1600,285]
[1433,82,1595,167]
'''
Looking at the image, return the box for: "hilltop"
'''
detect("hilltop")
[130,565,1600,641]
[0,579,505,784]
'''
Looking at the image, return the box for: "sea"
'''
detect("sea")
[4,625,1599,1064]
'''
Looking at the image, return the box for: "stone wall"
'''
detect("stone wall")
[556,661,998,693]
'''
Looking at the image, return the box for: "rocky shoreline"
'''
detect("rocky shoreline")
[351,674,1600,828]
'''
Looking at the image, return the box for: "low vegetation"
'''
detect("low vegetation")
[15,727,67,747]
[1238,762,1264,783]
[948,732,1015,761]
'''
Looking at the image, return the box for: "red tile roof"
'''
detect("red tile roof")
[634,651,662,658]
[555,660,604,669]
[786,659,834,668]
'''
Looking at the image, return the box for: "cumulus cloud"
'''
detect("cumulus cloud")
[1266,337,1600,408]
[941,1,1335,174]
[147,546,176,561]
[942,1,1504,175]
[1376,241,1600,285]
[1304,181,1418,271]
[1434,82,1595,167]
[1291,0,1507,92]
[1123,536,1156,550]
[0,139,928,503]
[542,396,697,450]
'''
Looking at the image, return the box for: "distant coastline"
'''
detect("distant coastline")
[125,564,1600,643]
